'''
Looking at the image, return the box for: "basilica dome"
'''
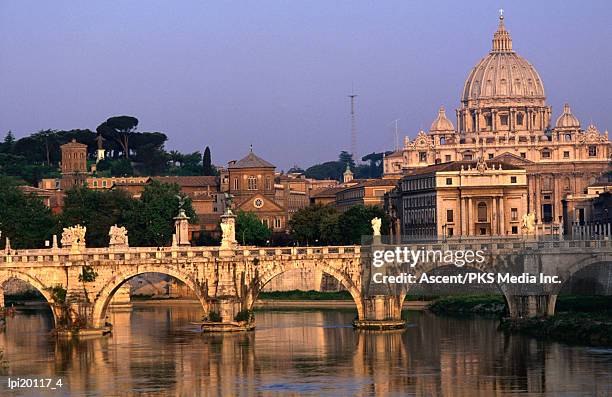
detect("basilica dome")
[461,15,545,106]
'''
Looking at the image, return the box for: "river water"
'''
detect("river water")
[1,304,611,396]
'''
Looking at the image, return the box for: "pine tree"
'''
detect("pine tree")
[1,131,15,153]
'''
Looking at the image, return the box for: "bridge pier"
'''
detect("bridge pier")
[506,294,557,318]
[353,295,406,330]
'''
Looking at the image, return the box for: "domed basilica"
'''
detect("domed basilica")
[384,13,610,235]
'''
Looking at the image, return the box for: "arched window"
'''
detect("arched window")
[477,202,487,222]
[565,134,572,141]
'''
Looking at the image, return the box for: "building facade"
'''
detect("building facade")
[383,14,610,234]
[389,159,528,239]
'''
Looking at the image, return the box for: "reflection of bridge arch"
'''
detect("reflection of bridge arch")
[0,270,58,327]
[91,265,207,328]
[248,260,364,319]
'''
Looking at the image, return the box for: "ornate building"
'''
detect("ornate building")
[384,14,610,233]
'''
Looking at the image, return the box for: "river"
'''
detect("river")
[1,304,611,396]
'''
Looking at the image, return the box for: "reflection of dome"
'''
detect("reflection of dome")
[430,107,455,131]
[461,14,545,105]
[555,103,580,129]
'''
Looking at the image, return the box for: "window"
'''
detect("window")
[565,134,572,141]
[265,176,272,190]
[274,218,282,228]
[510,176,517,183]
[445,155,451,162]
[435,158,441,164]
[463,154,472,161]
[446,209,453,223]
[511,226,518,234]
[541,150,551,159]
[446,178,452,185]
[511,208,518,221]
[479,228,487,235]
[588,146,597,157]
[247,176,257,190]
[563,151,570,158]
[419,152,427,162]
[477,202,487,222]
[542,204,553,223]
[516,113,524,125]
[102,180,107,187]
[233,178,239,190]
[448,227,454,237]
[488,153,494,159]
[500,115,509,126]
[93,181,98,187]
[520,152,526,158]
[485,114,492,127]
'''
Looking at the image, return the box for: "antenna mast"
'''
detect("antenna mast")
[348,86,358,158]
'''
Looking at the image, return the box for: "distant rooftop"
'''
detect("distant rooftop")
[229,149,275,169]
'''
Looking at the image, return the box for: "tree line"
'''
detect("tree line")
[0,115,218,186]
[0,178,196,249]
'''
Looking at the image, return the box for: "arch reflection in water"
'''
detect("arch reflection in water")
[1,307,611,396]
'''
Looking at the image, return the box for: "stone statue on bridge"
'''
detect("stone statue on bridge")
[61,225,86,252]
[109,225,129,247]
[371,217,382,236]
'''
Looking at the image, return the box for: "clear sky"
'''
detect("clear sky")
[1,1,610,170]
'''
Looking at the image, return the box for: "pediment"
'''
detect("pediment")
[492,152,534,165]
[236,194,284,212]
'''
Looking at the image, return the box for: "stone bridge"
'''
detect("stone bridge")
[1,238,611,335]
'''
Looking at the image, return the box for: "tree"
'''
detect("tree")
[235,211,272,246]
[1,131,15,153]
[338,205,390,244]
[0,178,57,248]
[304,161,345,181]
[59,187,137,247]
[339,151,355,169]
[129,181,196,246]
[202,146,215,176]
[289,204,338,245]
[96,116,138,158]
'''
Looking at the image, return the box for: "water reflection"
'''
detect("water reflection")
[1,306,611,396]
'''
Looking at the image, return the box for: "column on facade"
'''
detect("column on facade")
[460,196,466,235]
[491,109,497,131]
[527,175,533,214]
[534,176,541,222]
[468,197,474,236]
[509,108,514,131]
[492,197,498,235]
[499,197,505,235]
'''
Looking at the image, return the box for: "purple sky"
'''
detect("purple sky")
[1,1,610,170]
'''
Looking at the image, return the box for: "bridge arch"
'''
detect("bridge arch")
[247,259,364,319]
[0,270,58,327]
[91,265,207,328]
[555,255,612,295]
[399,263,508,311]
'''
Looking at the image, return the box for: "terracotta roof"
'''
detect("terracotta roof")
[310,186,346,198]
[229,151,275,169]
[152,176,219,187]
